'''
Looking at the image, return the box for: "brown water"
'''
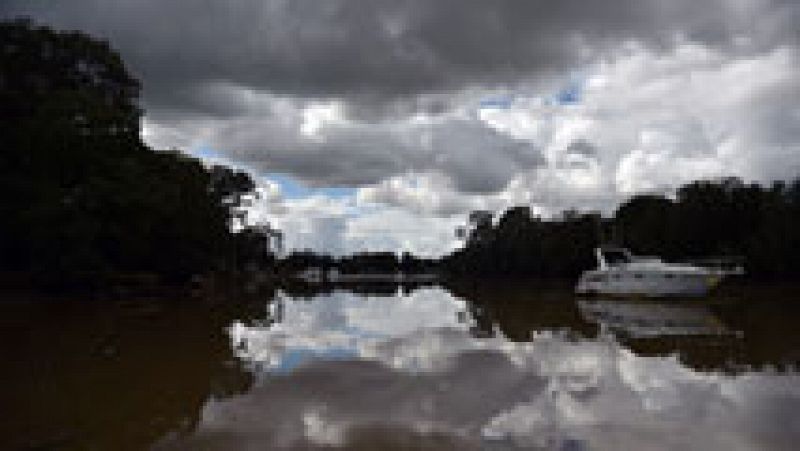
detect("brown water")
[2,283,799,450]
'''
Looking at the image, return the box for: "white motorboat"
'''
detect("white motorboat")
[575,247,742,297]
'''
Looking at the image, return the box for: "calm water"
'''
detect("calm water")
[2,283,799,450]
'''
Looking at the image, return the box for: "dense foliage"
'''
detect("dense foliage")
[445,208,600,278]
[616,178,800,278]
[276,251,438,275]
[0,19,273,285]
[445,177,800,279]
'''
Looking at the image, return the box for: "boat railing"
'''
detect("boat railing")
[629,255,661,263]
[595,248,745,275]
[684,256,746,275]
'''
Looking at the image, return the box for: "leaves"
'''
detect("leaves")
[0,20,274,285]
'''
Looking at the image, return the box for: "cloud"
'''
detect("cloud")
[149,37,799,254]
[246,186,462,257]
[3,0,795,114]
[251,193,353,255]
[346,207,463,257]
[357,173,480,217]
[4,0,799,255]
[478,41,800,211]
[144,101,545,194]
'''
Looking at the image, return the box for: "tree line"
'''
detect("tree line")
[0,19,277,288]
[444,177,800,279]
[277,251,438,275]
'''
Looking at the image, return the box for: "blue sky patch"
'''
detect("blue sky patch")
[479,96,514,109]
[554,76,585,105]
[190,145,223,160]
[271,346,359,373]
[266,173,356,200]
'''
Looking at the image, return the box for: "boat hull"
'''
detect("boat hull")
[575,269,721,297]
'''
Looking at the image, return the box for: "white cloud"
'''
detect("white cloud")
[476,41,800,214]
[138,40,799,256]
[346,206,463,257]
[357,172,483,217]
[245,186,462,257]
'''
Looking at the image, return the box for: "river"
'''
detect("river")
[2,283,799,450]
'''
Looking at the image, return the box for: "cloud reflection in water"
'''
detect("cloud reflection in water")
[162,288,800,450]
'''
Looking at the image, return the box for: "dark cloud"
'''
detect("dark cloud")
[427,120,543,193]
[566,140,599,158]
[198,115,543,193]
[3,0,794,116]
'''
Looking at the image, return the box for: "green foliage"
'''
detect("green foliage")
[0,19,273,285]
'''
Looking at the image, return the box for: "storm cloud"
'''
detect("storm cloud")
[3,0,799,254]
[3,0,795,114]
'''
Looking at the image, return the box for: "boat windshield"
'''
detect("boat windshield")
[602,249,630,265]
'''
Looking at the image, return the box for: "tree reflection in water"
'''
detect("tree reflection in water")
[0,289,269,450]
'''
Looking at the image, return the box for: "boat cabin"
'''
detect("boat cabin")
[597,248,632,268]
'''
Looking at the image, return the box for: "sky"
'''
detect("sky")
[3,0,799,256]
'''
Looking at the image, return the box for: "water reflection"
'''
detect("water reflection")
[159,284,800,450]
[228,287,470,374]
[577,300,728,338]
[0,291,266,451]
[3,285,798,450]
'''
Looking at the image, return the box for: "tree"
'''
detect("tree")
[444,177,800,280]
[0,19,276,286]
[615,194,674,256]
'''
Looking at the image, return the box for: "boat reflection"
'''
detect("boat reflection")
[577,299,728,338]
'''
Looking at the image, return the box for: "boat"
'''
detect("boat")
[575,247,742,297]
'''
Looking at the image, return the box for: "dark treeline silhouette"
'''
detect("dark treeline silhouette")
[277,251,438,276]
[616,178,800,277]
[444,208,600,278]
[278,280,438,300]
[340,251,438,274]
[444,177,800,279]
[0,20,277,288]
